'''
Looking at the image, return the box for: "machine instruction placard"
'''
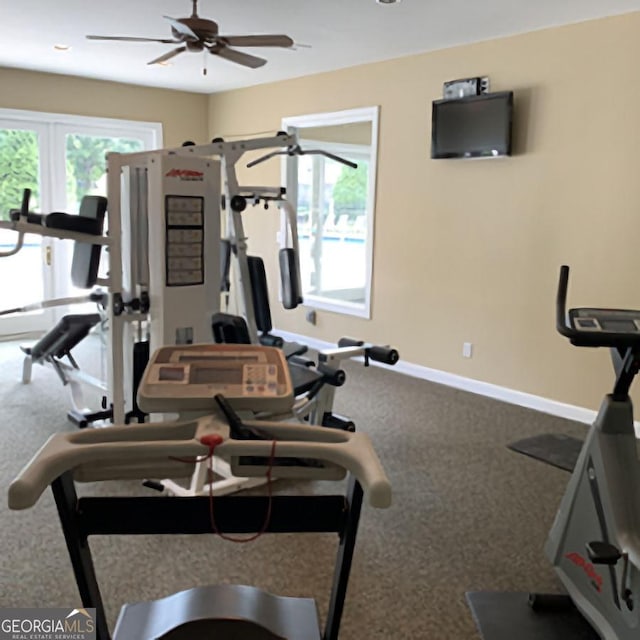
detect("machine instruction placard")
[165,195,205,286]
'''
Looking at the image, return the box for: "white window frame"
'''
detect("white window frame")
[282,106,379,319]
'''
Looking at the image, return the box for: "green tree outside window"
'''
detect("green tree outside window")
[0,129,39,221]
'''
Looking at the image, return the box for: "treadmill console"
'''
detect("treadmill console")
[138,343,293,414]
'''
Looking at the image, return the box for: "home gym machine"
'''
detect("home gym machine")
[468,265,640,640]
[0,132,316,426]
[105,130,375,428]
[8,342,392,640]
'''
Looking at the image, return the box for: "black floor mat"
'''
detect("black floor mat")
[507,433,583,472]
[466,592,599,640]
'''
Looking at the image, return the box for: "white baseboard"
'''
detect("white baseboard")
[276,329,603,429]
[393,359,598,426]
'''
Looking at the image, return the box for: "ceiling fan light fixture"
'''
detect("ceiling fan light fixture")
[86,0,293,71]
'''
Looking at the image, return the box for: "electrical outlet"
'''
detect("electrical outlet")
[463,342,473,358]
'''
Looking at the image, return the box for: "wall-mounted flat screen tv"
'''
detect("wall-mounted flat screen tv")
[431,91,514,159]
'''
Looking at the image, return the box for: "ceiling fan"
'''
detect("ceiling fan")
[86,0,294,71]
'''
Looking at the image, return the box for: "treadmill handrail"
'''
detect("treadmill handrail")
[8,416,392,511]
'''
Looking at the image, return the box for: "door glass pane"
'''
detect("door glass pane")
[0,128,44,308]
[66,134,143,208]
[65,134,144,299]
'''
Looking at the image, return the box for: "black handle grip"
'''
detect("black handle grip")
[556,265,573,339]
[21,188,31,216]
[368,346,400,366]
[259,333,284,348]
[288,355,315,368]
[10,188,32,221]
[338,337,365,348]
[318,363,346,387]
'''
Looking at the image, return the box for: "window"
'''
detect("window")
[283,107,379,318]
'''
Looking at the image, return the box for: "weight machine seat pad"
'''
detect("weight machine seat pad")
[26,313,101,362]
[45,194,107,236]
[44,212,102,235]
[70,196,108,289]
[211,312,252,345]
[247,255,273,334]
[10,196,106,239]
[279,247,302,310]
[466,592,599,640]
[113,583,322,640]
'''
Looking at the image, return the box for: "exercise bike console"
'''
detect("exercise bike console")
[557,264,640,347]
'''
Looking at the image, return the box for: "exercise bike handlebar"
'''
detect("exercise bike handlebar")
[8,416,392,511]
[557,265,640,348]
[556,264,574,340]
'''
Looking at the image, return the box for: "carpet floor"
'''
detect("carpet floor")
[0,337,589,639]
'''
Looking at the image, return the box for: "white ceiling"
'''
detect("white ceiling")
[3,0,640,94]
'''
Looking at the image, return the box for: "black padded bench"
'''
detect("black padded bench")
[20,194,110,427]
[23,313,102,363]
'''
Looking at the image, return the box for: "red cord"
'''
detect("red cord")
[171,434,277,543]
[208,438,277,543]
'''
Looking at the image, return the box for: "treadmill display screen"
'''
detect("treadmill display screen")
[193,367,243,384]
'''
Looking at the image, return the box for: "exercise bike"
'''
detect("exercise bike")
[531,265,640,639]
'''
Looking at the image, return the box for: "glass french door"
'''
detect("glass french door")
[0,110,160,338]
[0,119,55,335]
[52,125,148,312]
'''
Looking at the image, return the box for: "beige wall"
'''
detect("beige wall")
[300,122,371,145]
[0,67,208,147]
[208,12,640,411]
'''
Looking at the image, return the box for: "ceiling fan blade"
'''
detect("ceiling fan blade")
[148,46,187,65]
[210,46,267,68]
[163,16,199,41]
[217,34,294,48]
[87,35,178,43]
